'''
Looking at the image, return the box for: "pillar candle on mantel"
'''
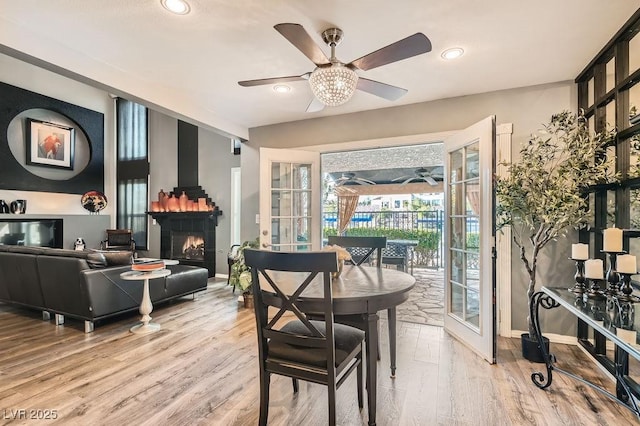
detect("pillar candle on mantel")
[617,254,637,274]
[585,259,604,279]
[571,243,589,260]
[603,227,623,252]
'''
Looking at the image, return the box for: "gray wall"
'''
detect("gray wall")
[0,52,115,246]
[145,110,178,259]
[199,130,241,275]
[243,80,579,335]
[145,110,240,276]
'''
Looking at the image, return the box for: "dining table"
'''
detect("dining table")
[261,264,416,426]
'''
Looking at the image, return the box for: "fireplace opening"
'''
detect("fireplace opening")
[171,231,205,261]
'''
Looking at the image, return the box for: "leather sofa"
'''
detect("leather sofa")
[0,245,208,332]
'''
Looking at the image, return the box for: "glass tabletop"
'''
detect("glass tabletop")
[543,286,640,361]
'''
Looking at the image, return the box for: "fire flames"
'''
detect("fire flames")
[181,235,205,259]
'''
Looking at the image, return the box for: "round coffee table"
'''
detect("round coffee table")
[120,268,171,334]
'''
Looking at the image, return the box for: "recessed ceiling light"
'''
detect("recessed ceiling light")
[161,0,190,15]
[441,47,464,60]
[273,85,291,93]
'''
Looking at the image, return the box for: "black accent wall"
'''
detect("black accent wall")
[0,81,104,194]
[177,120,198,188]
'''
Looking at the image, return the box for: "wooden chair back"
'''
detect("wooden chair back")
[244,249,340,364]
[327,236,387,267]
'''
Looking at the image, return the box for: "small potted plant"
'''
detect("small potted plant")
[496,111,617,362]
[228,238,259,308]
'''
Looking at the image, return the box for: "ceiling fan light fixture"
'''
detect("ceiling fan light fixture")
[161,0,190,15]
[309,65,358,107]
[441,47,464,60]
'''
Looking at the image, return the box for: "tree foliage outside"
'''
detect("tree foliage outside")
[495,111,617,339]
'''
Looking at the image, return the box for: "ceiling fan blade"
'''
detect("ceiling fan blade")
[274,23,330,66]
[425,176,438,186]
[357,178,376,185]
[349,33,432,71]
[392,175,411,182]
[356,78,407,101]
[306,96,325,113]
[400,177,418,185]
[238,73,310,87]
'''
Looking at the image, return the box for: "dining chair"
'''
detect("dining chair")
[244,249,364,426]
[328,236,386,266]
[326,235,401,377]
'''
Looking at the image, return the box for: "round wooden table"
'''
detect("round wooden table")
[261,264,415,426]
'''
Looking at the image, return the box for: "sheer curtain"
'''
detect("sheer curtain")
[335,187,359,235]
[116,99,149,249]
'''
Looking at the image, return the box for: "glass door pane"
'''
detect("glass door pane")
[448,142,481,329]
[443,116,494,363]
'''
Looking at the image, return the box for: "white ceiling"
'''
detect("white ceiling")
[0,1,638,139]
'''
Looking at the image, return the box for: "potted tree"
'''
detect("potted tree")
[496,111,617,362]
[228,238,259,308]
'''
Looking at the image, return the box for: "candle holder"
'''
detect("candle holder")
[618,300,635,329]
[603,251,625,296]
[616,272,640,303]
[587,278,605,299]
[568,258,586,294]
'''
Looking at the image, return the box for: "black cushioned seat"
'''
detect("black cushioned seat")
[244,249,364,426]
[269,320,365,368]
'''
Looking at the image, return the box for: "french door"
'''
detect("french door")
[443,116,496,363]
[259,147,321,252]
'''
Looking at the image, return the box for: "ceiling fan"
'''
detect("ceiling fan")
[392,167,443,186]
[238,23,432,112]
[334,172,376,186]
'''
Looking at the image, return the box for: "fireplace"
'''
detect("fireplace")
[149,186,222,277]
[171,231,205,261]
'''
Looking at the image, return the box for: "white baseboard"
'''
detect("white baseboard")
[217,273,229,279]
[510,329,577,345]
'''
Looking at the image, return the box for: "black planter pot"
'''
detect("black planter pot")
[521,333,550,363]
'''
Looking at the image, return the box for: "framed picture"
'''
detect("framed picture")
[25,118,75,170]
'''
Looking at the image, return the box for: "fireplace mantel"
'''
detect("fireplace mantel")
[148,210,222,225]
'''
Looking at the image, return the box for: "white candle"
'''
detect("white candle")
[603,227,623,252]
[585,259,604,279]
[571,243,589,260]
[617,254,637,274]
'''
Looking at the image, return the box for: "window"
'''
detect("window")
[576,13,640,252]
[116,99,149,249]
[394,200,401,208]
[574,10,640,384]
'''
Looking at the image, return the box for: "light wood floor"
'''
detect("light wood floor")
[0,280,638,425]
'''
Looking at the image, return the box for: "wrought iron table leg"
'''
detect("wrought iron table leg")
[530,291,560,389]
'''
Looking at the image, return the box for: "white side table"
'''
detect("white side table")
[120,268,171,334]
[135,258,179,266]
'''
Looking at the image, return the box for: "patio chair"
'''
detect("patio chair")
[381,242,413,274]
[244,249,364,426]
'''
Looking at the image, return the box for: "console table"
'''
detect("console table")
[531,287,640,418]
